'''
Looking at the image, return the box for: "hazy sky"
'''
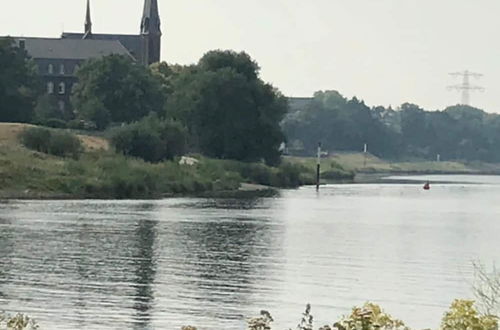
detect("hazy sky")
[2,0,500,112]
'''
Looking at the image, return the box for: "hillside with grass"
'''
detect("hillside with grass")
[327,152,500,175]
[0,124,349,199]
[0,123,109,151]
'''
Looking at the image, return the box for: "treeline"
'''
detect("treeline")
[0,38,287,166]
[284,90,500,162]
[6,35,500,165]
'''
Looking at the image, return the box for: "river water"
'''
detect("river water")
[0,175,499,329]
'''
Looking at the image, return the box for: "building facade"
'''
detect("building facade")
[11,0,162,114]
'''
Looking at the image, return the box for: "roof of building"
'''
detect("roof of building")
[62,33,142,63]
[13,37,134,60]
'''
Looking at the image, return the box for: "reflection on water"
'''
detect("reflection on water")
[0,178,499,329]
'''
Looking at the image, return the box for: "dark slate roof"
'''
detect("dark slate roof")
[13,37,134,60]
[62,33,143,63]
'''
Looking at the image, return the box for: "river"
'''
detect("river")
[1,175,499,329]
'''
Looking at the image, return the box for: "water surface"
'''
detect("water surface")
[1,175,499,329]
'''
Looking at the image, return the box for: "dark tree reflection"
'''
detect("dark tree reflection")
[131,217,158,329]
[166,198,284,322]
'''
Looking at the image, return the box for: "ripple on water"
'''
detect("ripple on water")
[0,180,499,329]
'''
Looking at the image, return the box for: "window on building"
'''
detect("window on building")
[58,101,65,112]
[48,64,54,74]
[47,82,54,94]
[74,64,80,73]
[59,64,65,75]
[58,82,65,95]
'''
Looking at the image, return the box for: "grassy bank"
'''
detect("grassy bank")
[285,156,356,182]
[0,123,351,199]
[325,152,500,175]
[0,143,321,199]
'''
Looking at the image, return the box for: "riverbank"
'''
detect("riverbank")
[322,152,500,176]
[0,142,318,199]
[0,123,353,199]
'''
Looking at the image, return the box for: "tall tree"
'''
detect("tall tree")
[0,38,41,123]
[72,55,166,128]
[167,50,287,165]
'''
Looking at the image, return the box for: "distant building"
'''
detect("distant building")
[7,0,162,114]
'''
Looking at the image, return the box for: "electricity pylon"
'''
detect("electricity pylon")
[447,70,484,106]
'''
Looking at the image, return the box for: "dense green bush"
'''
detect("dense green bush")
[44,118,67,129]
[110,114,187,162]
[19,127,51,153]
[48,131,83,158]
[20,127,83,159]
[199,158,315,188]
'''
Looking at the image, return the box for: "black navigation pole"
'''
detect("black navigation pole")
[316,142,321,191]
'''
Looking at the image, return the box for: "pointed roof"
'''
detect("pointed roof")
[13,37,134,60]
[141,0,161,35]
[83,0,92,39]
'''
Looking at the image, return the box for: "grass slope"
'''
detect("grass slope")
[0,123,109,151]
[330,151,500,174]
[0,123,329,199]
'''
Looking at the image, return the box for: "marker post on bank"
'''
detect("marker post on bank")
[363,143,368,168]
[316,142,321,191]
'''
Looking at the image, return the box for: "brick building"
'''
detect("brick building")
[10,0,162,114]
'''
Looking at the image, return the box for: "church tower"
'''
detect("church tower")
[140,0,162,65]
[83,0,92,39]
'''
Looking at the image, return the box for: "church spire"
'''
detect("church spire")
[141,0,161,36]
[83,0,92,39]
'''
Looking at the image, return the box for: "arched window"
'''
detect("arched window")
[47,82,54,94]
[74,64,80,73]
[48,64,54,74]
[58,82,66,95]
[59,64,65,75]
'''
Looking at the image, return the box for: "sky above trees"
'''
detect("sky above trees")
[2,0,500,112]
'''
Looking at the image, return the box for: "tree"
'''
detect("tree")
[441,300,498,330]
[0,38,41,123]
[167,50,287,165]
[472,262,500,317]
[198,50,260,81]
[77,98,111,130]
[111,113,187,162]
[33,94,64,124]
[72,55,166,129]
[282,91,400,158]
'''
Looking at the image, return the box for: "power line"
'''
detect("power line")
[447,70,484,106]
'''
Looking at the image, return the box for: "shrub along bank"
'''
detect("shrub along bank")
[0,139,324,200]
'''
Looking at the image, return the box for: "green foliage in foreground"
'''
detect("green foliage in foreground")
[19,127,83,159]
[4,300,498,330]
[241,300,498,330]
[441,300,498,330]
